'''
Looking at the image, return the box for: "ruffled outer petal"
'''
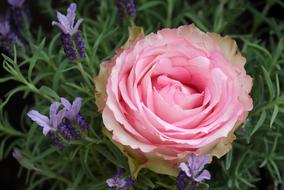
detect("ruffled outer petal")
[94,26,144,111]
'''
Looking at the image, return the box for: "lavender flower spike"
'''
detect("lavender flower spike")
[27,102,64,135]
[125,0,136,17]
[115,0,136,17]
[52,3,86,60]
[8,0,25,7]
[0,16,16,56]
[0,17,11,36]
[52,3,83,36]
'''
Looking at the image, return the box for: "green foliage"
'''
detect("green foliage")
[1,0,284,189]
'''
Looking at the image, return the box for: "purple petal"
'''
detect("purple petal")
[57,110,66,122]
[106,178,116,187]
[179,162,191,177]
[71,97,82,116]
[27,110,50,127]
[188,154,211,176]
[195,169,211,182]
[67,3,77,26]
[117,179,127,188]
[52,21,68,34]
[72,18,83,35]
[125,178,135,187]
[49,102,61,127]
[56,11,70,32]
[27,110,54,135]
[60,97,72,110]
[49,102,60,118]
[43,127,55,136]
[52,109,66,130]
[106,178,127,188]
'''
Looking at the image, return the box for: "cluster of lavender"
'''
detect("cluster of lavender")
[52,3,86,61]
[115,0,136,17]
[27,97,89,150]
[0,0,27,56]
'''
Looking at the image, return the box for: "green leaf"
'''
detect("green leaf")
[28,38,46,82]
[95,144,124,168]
[225,150,233,170]
[30,147,57,162]
[261,66,275,100]
[238,176,255,188]
[250,111,267,137]
[39,86,59,100]
[269,105,279,128]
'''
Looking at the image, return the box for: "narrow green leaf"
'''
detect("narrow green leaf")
[269,105,279,128]
[261,66,275,100]
[250,111,267,137]
[30,147,57,162]
[225,150,233,170]
[39,86,59,100]
[238,176,255,188]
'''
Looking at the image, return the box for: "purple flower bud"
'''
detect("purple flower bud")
[48,132,64,150]
[8,0,28,31]
[58,119,81,141]
[125,0,136,17]
[125,178,135,188]
[0,15,16,56]
[74,32,86,58]
[57,122,72,141]
[12,149,23,161]
[115,0,126,17]
[59,28,86,61]
[75,113,89,131]
[115,0,136,18]
[177,171,191,190]
[61,33,77,61]
[10,7,25,30]
[0,36,14,57]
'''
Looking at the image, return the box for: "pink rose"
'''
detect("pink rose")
[95,25,253,176]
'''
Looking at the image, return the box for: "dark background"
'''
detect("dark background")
[0,0,283,189]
